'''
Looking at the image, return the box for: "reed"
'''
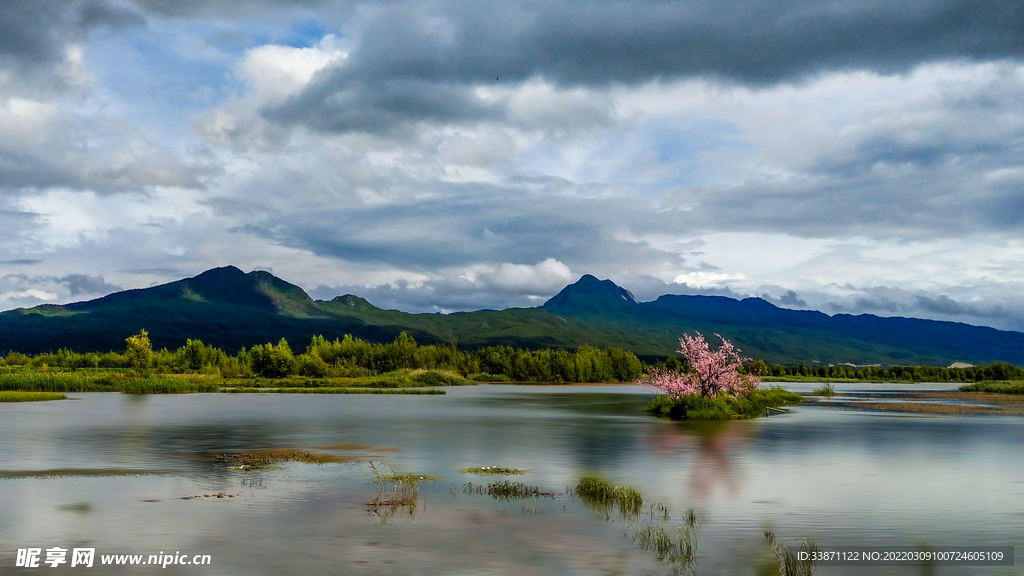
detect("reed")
[0,391,67,402]
[220,387,445,395]
[575,477,644,520]
[811,382,836,397]
[764,530,818,576]
[463,481,556,500]
[960,381,1024,395]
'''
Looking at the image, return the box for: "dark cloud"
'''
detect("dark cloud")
[56,273,122,296]
[0,259,41,265]
[915,294,1009,318]
[233,182,677,273]
[0,0,143,95]
[263,0,1024,134]
[770,290,807,308]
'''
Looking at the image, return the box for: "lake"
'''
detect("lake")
[1,383,1021,575]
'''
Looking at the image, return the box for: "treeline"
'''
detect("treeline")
[0,332,643,383]
[747,361,1024,382]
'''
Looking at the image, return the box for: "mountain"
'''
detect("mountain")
[1,267,1022,366]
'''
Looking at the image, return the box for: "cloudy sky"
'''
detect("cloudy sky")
[1,0,1023,330]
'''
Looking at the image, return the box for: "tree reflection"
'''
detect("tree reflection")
[649,420,753,500]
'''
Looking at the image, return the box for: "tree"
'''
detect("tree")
[125,329,154,376]
[646,332,759,398]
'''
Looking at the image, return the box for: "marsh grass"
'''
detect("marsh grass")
[0,391,66,402]
[366,461,423,521]
[118,379,219,394]
[647,388,803,420]
[471,373,512,382]
[221,387,445,395]
[215,451,324,469]
[0,373,217,393]
[460,466,525,475]
[764,530,818,576]
[811,382,836,397]
[464,481,556,500]
[960,381,1024,395]
[575,477,643,520]
[630,509,700,576]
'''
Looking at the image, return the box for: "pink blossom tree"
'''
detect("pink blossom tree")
[643,332,760,398]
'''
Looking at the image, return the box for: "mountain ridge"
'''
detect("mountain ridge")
[1,267,1021,366]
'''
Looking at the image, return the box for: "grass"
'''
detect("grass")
[811,381,836,396]
[464,481,556,500]
[460,466,525,475]
[366,461,425,521]
[220,387,445,395]
[0,372,217,393]
[647,388,803,420]
[0,391,67,402]
[215,451,324,469]
[960,381,1024,395]
[630,508,700,574]
[471,373,512,382]
[575,476,644,520]
[118,379,219,394]
[379,473,442,483]
[764,530,818,576]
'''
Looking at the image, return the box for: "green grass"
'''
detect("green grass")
[0,391,67,402]
[460,466,525,475]
[0,372,112,392]
[463,480,555,500]
[959,381,1024,394]
[647,388,804,420]
[575,476,644,520]
[811,381,837,396]
[471,373,512,382]
[117,379,219,394]
[221,387,446,395]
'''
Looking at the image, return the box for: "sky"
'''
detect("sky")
[0,0,1022,330]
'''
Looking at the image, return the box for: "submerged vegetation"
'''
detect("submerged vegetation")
[460,466,525,475]
[464,481,555,500]
[0,391,66,402]
[575,476,644,520]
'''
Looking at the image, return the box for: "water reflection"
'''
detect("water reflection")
[649,419,752,500]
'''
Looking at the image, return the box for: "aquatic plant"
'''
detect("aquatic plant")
[630,508,700,575]
[0,391,67,402]
[764,530,818,576]
[460,466,525,475]
[220,387,445,395]
[575,477,643,520]
[811,382,836,396]
[215,451,323,469]
[464,481,556,500]
[366,461,423,521]
[960,381,1024,395]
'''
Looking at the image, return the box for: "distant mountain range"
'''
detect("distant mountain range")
[1,266,1021,366]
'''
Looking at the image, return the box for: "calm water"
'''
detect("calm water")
[1,384,1022,575]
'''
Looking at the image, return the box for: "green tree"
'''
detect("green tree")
[125,329,154,376]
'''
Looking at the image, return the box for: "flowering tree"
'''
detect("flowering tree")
[645,332,759,398]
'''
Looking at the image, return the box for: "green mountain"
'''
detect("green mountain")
[1,266,1021,366]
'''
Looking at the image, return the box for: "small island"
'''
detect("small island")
[640,333,802,420]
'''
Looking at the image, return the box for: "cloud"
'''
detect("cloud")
[309,258,574,312]
[0,271,121,310]
[250,0,1024,135]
